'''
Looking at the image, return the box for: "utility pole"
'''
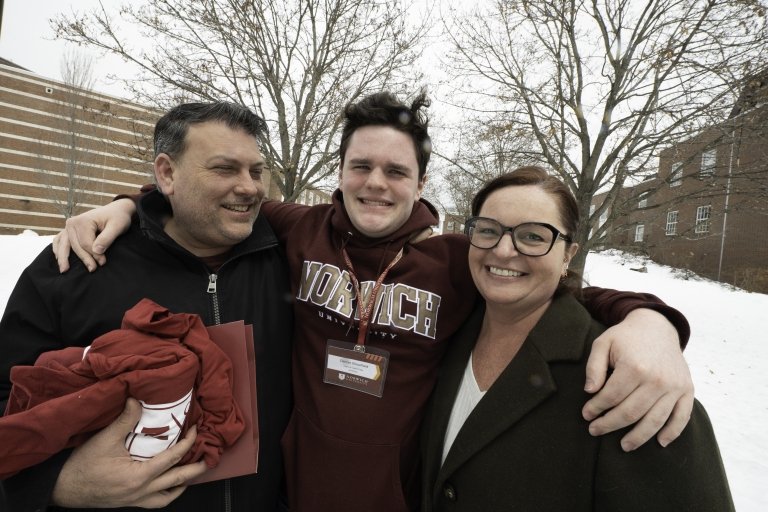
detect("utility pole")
[717,128,738,281]
[0,0,5,38]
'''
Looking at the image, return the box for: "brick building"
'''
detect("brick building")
[295,186,332,207]
[0,58,162,234]
[0,58,293,235]
[593,72,768,293]
[440,212,465,235]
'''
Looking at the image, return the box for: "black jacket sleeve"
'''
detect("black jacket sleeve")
[1,451,70,512]
[0,246,70,511]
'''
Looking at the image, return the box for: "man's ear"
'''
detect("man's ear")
[337,161,344,188]
[154,154,175,195]
[416,174,427,200]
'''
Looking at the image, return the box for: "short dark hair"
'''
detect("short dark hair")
[471,166,582,295]
[339,91,432,179]
[154,102,268,159]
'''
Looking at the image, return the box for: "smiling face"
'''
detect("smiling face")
[155,121,266,257]
[469,184,579,316]
[339,125,425,239]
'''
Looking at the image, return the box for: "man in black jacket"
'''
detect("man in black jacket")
[0,102,293,511]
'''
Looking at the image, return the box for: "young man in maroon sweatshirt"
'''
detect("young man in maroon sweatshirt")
[54,92,693,512]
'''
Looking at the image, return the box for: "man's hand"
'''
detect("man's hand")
[53,198,136,273]
[52,398,207,508]
[582,308,694,452]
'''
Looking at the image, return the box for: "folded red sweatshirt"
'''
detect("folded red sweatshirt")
[0,298,244,479]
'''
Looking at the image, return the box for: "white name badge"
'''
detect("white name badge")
[323,340,390,397]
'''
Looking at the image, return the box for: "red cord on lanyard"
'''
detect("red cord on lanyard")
[341,247,404,348]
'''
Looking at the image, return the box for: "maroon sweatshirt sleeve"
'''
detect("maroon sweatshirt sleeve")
[116,190,309,247]
[581,286,690,349]
[114,183,154,202]
[259,200,311,244]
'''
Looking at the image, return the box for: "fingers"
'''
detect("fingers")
[66,219,101,273]
[614,393,678,451]
[656,392,694,447]
[584,334,611,396]
[114,397,144,431]
[92,220,126,257]
[142,425,198,477]
[131,460,207,510]
[582,369,641,429]
[144,461,207,499]
[58,198,136,270]
[594,392,693,452]
[131,485,189,509]
[52,233,71,273]
[585,373,695,451]
[140,427,206,503]
[86,398,144,453]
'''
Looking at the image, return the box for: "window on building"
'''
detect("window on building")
[634,224,645,242]
[695,205,711,234]
[638,191,649,208]
[670,162,683,187]
[447,221,455,231]
[700,149,716,177]
[666,211,678,235]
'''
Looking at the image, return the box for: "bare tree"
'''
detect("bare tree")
[53,0,428,201]
[441,0,768,272]
[39,51,102,218]
[432,116,544,219]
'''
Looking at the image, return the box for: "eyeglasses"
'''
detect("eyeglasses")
[465,216,572,256]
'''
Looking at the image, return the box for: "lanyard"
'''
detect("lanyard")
[342,246,404,348]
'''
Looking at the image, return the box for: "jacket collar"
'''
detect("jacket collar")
[136,189,279,259]
[329,189,439,248]
[427,294,596,486]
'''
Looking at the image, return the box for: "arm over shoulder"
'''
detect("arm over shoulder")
[259,200,312,243]
[582,286,690,348]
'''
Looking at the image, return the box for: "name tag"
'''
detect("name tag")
[323,340,390,397]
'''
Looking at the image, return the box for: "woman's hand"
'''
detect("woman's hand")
[53,198,136,273]
[582,308,694,451]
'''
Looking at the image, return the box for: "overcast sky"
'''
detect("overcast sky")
[0,0,133,96]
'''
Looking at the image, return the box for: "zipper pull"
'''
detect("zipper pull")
[207,274,218,294]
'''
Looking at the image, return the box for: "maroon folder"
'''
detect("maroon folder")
[190,321,259,484]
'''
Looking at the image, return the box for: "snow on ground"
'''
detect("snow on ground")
[1,233,766,510]
[585,250,767,512]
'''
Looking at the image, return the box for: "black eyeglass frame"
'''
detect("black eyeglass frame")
[464,216,573,256]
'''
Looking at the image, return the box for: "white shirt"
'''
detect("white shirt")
[441,352,487,465]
